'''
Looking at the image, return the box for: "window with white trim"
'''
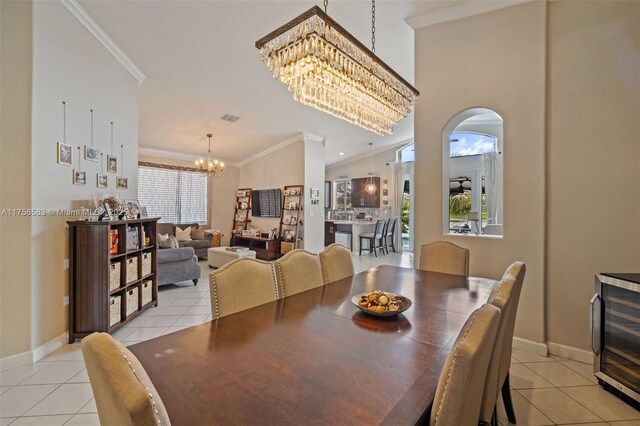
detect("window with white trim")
[333,179,352,210]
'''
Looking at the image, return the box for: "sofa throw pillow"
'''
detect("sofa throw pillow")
[191,228,205,240]
[158,233,171,248]
[176,226,192,242]
[158,233,179,249]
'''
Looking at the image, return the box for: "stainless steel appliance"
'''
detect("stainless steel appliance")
[591,273,640,408]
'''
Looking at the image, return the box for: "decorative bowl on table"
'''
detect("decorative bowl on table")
[351,290,412,317]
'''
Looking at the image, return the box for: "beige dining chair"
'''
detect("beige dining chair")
[82,332,171,426]
[209,258,279,319]
[419,241,470,277]
[480,261,527,425]
[275,249,324,297]
[430,303,500,426]
[319,243,354,285]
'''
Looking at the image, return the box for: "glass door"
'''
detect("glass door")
[602,283,640,392]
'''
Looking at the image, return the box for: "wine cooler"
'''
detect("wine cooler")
[591,273,640,407]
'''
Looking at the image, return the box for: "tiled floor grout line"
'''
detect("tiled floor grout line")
[554,386,608,424]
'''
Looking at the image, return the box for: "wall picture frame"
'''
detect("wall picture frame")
[116,177,128,189]
[57,142,73,166]
[73,170,86,185]
[107,155,117,173]
[310,188,320,200]
[84,146,99,162]
[97,174,108,188]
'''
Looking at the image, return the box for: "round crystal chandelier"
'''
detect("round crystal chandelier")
[195,133,224,177]
[365,142,377,195]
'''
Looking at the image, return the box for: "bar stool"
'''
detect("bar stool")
[359,220,387,257]
[384,218,398,253]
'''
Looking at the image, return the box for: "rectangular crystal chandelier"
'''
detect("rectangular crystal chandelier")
[255,5,419,135]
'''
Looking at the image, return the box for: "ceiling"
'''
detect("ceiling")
[79,0,469,166]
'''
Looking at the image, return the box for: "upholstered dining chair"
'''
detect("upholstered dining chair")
[319,243,354,284]
[359,219,387,256]
[430,304,501,426]
[209,258,278,319]
[419,241,470,277]
[275,249,324,297]
[82,332,171,426]
[480,261,527,425]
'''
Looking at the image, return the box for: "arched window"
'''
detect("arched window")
[442,108,503,237]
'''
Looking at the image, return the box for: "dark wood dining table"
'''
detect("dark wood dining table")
[129,265,497,425]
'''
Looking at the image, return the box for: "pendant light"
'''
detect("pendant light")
[365,143,377,195]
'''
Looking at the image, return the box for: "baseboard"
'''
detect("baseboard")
[547,341,593,364]
[512,336,548,356]
[32,332,68,363]
[0,350,33,372]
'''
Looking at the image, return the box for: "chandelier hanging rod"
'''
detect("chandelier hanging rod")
[255,5,419,97]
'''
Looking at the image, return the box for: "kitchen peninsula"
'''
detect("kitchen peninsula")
[325,220,376,253]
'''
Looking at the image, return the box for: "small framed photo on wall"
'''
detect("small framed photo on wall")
[57,142,73,166]
[97,174,108,188]
[107,155,117,173]
[73,170,86,185]
[116,177,128,189]
[84,146,99,162]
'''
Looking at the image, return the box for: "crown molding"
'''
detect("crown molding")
[326,138,413,170]
[303,132,327,145]
[405,0,535,30]
[139,147,238,167]
[60,0,146,84]
[236,133,304,167]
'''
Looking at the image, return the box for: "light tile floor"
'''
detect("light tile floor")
[1,252,638,425]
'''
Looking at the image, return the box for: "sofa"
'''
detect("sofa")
[157,247,201,286]
[157,222,212,260]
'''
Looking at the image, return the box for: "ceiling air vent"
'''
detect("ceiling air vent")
[220,114,240,123]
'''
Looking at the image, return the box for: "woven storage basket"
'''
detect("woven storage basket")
[141,252,152,277]
[141,280,153,306]
[109,262,121,291]
[280,241,295,254]
[126,257,138,283]
[109,296,121,326]
[126,287,139,317]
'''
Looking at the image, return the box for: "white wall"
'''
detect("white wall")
[414,1,547,344]
[414,0,640,354]
[303,134,326,253]
[546,0,640,351]
[29,1,140,350]
[0,0,33,362]
[238,138,305,233]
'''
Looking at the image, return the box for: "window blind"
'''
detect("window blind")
[138,165,207,224]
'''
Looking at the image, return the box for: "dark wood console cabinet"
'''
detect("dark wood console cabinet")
[67,218,159,343]
[230,235,279,260]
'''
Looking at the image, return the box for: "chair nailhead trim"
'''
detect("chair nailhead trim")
[122,352,163,425]
[433,309,479,425]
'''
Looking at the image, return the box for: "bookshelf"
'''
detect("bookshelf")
[67,218,159,343]
[278,185,304,255]
[232,188,252,234]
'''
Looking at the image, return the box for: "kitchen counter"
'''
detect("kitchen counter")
[326,220,376,253]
